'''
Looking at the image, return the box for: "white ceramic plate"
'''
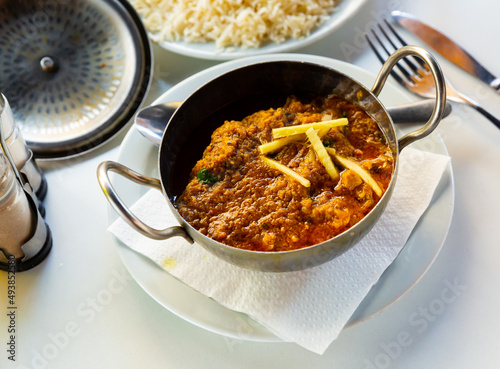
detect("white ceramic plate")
[110,54,454,341]
[137,0,367,60]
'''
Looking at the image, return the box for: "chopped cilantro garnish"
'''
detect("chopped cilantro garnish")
[197,168,218,185]
[323,137,334,147]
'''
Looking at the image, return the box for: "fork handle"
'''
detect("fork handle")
[474,105,500,129]
[453,90,500,129]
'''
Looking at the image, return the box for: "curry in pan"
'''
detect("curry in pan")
[175,94,394,252]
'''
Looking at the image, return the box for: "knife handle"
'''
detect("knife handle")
[386,99,452,124]
[491,78,500,93]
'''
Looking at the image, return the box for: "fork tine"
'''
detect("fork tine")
[382,19,428,73]
[382,19,409,47]
[366,33,405,85]
[377,22,420,75]
[366,19,444,101]
[365,27,416,87]
[365,34,406,87]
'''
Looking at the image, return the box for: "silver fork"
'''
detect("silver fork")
[366,19,500,129]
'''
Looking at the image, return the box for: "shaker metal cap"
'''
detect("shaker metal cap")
[0,0,152,158]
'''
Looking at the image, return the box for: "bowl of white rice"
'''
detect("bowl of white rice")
[129,0,367,60]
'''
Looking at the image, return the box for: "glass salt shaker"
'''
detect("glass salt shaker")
[0,93,47,201]
[0,97,52,271]
[0,154,33,260]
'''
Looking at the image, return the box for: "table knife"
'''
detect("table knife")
[392,11,500,93]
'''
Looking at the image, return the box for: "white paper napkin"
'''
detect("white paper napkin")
[108,147,450,354]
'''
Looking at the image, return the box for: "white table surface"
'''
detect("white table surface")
[2,0,500,368]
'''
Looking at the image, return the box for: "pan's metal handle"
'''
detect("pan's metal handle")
[97,161,193,243]
[370,45,447,152]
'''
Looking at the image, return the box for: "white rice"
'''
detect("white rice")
[131,0,341,49]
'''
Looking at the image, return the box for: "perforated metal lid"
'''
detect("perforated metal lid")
[0,0,152,158]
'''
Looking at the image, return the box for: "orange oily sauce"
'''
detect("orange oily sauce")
[175,95,394,252]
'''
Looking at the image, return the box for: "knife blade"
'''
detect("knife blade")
[391,10,500,93]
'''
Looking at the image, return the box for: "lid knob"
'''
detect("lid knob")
[39,56,57,73]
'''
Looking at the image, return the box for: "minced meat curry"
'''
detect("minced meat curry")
[175,95,394,252]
